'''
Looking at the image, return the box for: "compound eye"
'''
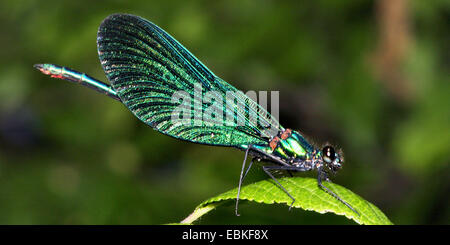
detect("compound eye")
[322,146,336,163]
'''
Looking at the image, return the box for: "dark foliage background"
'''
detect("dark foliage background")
[0,0,448,224]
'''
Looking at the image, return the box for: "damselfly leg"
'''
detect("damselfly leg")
[235,146,254,216]
[317,167,360,216]
[262,165,311,210]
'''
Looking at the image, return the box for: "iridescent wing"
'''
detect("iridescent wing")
[97,14,283,147]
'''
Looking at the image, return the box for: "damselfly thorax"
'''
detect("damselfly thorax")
[250,129,317,168]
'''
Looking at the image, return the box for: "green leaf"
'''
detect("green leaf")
[181,177,392,225]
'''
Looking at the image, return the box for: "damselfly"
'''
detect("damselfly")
[35,14,358,216]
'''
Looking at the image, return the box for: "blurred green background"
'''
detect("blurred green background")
[0,0,448,224]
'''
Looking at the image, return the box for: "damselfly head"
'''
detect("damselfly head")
[322,146,343,173]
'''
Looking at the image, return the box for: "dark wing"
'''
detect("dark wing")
[97,14,282,147]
